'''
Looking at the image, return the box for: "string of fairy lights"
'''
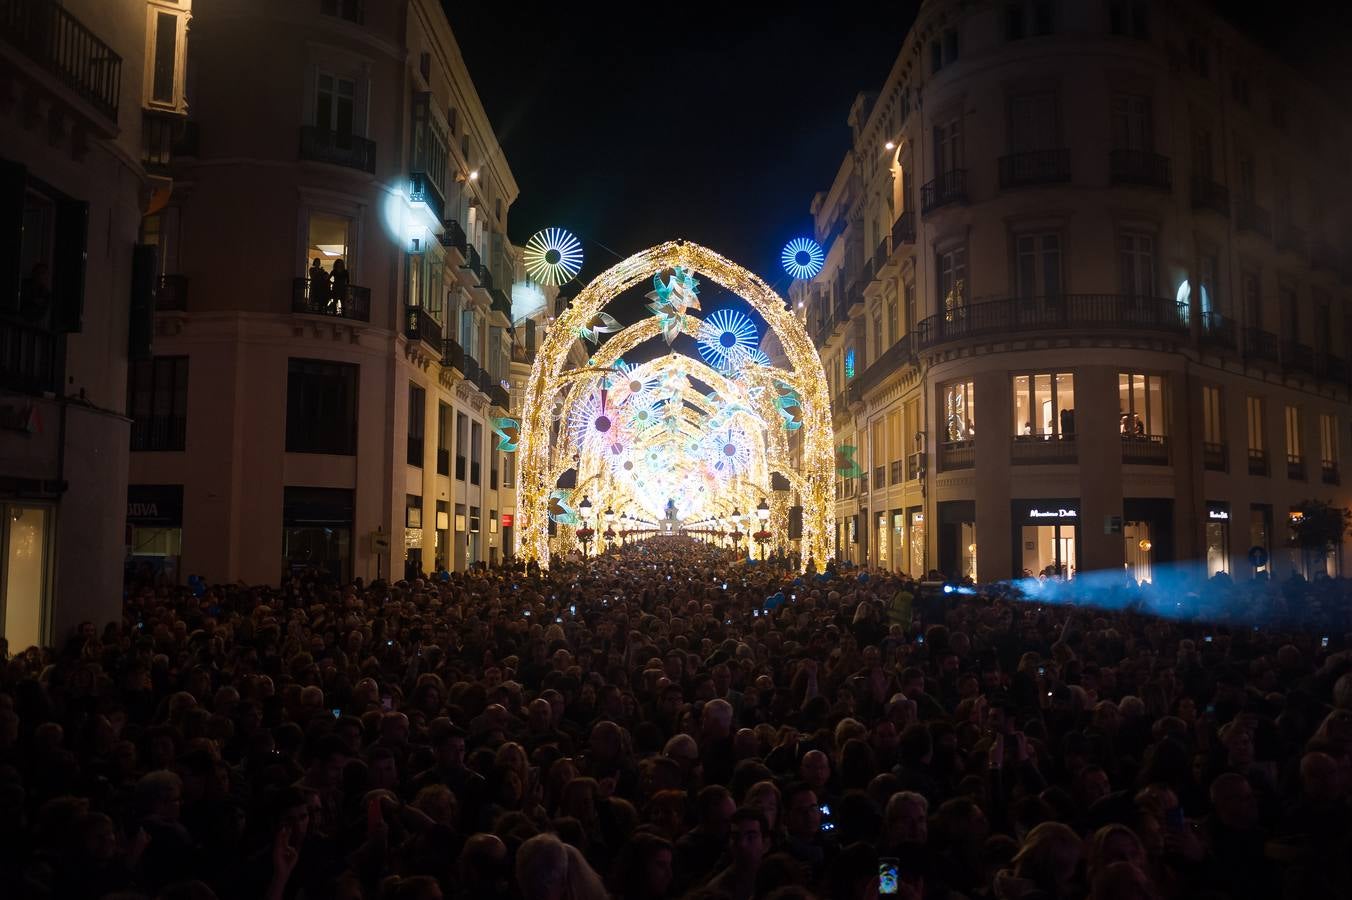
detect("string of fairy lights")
[514,235,834,570]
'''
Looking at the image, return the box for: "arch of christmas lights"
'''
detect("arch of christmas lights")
[515,241,835,569]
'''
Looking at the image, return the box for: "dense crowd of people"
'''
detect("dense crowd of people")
[3,536,1352,900]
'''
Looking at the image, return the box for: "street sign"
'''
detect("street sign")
[1248,545,1268,568]
[372,532,391,554]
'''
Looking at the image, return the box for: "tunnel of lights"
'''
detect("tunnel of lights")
[514,240,835,570]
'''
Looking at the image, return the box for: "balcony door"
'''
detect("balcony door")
[316,72,355,136]
[1014,233,1062,316]
[933,118,962,175]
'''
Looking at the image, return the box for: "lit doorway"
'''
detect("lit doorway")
[1021,524,1076,579]
[1124,521,1153,583]
[2,503,52,652]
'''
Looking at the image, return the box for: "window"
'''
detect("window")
[307,211,352,275]
[1009,92,1059,152]
[437,402,451,475]
[1203,385,1224,444]
[941,380,976,442]
[943,29,960,64]
[316,72,356,135]
[938,247,967,311]
[1110,94,1153,150]
[1012,373,1075,437]
[319,0,364,24]
[1118,373,1166,436]
[886,293,898,346]
[1320,413,1338,465]
[282,487,353,583]
[286,359,358,454]
[455,412,468,480]
[470,422,483,485]
[934,118,962,173]
[903,280,916,336]
[1247,396,1265,452]
[1108,0,1149,38]
[1241,271,1261,329]
[406,494,423,529]
[128,356,189,451]
[1119,232,1155,298]
[1015,233,1062,299]
[1286,405,1304,476]
[1005,1,1055,40]
[1279,281,1299,343]
[1192,126,1214,179]
[1237,149,1256,201]
[407,383,425,467]
[872,310,882,360]
[845,347,856,380]
[1231,74,1251,108]
[145,4,188,110]
[1197,251,1218,319]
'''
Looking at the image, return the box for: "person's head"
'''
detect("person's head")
[1300,751,1342,801]
[783,782,820,840]
[1075,765,1111,809]
[413,784,457,827]
[1012,822,1083,895]
[73,812,118,863]
[614,832,675,899]
[1090,860,1161,900]
[799,749,831,791]
[695,784,736,836]
[744,780,782,832]
[646,788,688,839]
[1209,772,1258,830]
[135,770,183,820]
[702,698,733,740]
[1087,824,1146,885]
[431,720,468,769]
[885,790,928,845]
[730,807,770,869]
[516,833,608,900]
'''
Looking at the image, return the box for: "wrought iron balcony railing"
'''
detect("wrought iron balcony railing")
[440,219,467,252]
[999,148,1071,188]
[1242,327,1280,364]
[0,0,122,119]
[921,169,967,213]
[142,110,199,173]
[0,320,56,394]
[299,126,376,173]
[1010,434,1078,464]
[156,275,188,311]
[292,277,371,321]
[916,294,1186,349]
[1287,454,1306,481]
[405,305,442,347]
[1203,441,1227,472]
[891,211,916,248]
[442,337,465,372]
[1121,434,1169,465]
[130,415,186,452]
[1109,149,1171,189]
[1199,311,1235,350]
[1235,197,1272,239]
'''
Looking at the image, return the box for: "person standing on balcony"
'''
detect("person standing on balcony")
[309,258,330,312]
[330,259,349,315]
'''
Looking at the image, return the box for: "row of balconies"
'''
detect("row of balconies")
[1,0,123,121]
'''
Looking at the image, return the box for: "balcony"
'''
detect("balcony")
[440,219,468,253]
[1234,197,1272,239]
[1282,340,1315,375]
[1191,175,1230,217]
[479,264,495,293]
[1248,448,1269,477]
[998,149,1070,188]
[130,415,186,452]
[1121,434,1169,465]
[1011,434,1077,465]
[142,111,199,175]
[408,172,445,223]
[890,460,902,485]
[320,0,364,24]
[891,211,916,249]
[1242,327,1280,365]
[405,306,442,347]
[461,244,483,282]
[1287,454,1306,481]
[476,369,495,399]
[488,382,511,410]
[938,440,974,471]
[1322,461,1340,485]
[0,0,123,120]
[1109,149,1171,190]
[921,169,967,213]
[455,455,466,481]
[299,126,376,174]
[916,294,1186,349]
[436,447,449,476]
[292,277,371,322]
[463,354,482,386]
[1199,311,1235,350]
[0,320,56,394]
[1203,441,1227,472]
[907,452,923,482]
[1275,219,1306,256]
[442,337,465,372]
[1318,352,1348,383]
[155,275,188,312]
[489,287,513,324]
[871,239,890,279]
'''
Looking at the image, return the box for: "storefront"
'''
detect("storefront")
[126,484,183,583]
[1011,500,1079,579]
[1123,498,1174,584]
[2,500,53,652]
[908,507,925,576]
[937,500,976,581]
[282,486,353,582]
[1205,501,1230,576]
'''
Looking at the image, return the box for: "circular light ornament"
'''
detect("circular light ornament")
[524,227,584,286]
[698,309,759,372]
[781,237,825,280]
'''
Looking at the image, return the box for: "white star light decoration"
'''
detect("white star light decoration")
[781,238,825,280]
[697,309,760,373]
[523,227,584,286]
[569,391,620,454]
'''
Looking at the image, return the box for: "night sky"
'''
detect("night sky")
[443,0,1351,334]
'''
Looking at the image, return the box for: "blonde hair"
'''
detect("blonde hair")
[516,832,609,900]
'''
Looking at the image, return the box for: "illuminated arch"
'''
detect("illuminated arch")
[516,240,835,569]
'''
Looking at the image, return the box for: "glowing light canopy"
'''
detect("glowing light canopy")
[781,238,825,280]
[524,227,584,286]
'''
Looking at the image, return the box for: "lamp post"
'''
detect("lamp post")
[756,498,770,561]
[578,496,593,556]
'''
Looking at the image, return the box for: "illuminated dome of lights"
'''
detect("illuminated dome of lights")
[512,240,838,571]
[523,227,584,286]
[781,237,824,280]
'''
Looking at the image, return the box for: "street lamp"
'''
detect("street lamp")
[577,496,593,556]
[756,498,771,561]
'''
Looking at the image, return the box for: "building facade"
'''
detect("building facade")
[791,0,1352,583]
[127,0,522,586]
[1,0,161,647]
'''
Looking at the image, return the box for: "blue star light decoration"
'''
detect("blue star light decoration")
[646,266,701,344]
[697,309,759,373]
[781,238,825,280]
